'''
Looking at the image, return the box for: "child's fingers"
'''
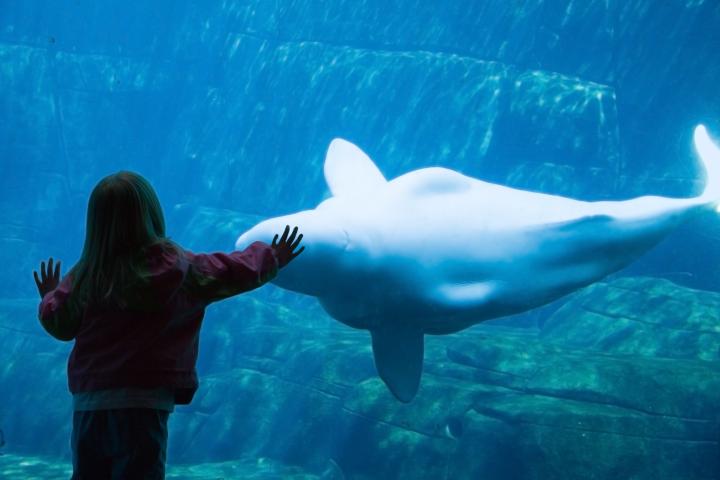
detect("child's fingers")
[33,271,41,289]
[54,261,61,280]
[287,226,299,243]
[40,261,46,280]
[280,225,290,243]
[290,233,303,250]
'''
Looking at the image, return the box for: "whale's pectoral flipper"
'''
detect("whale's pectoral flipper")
[370,325,424,403]
[325,138,386,197]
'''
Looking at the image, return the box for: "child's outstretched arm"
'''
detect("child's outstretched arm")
[34,257,80,341]
[185,225,303,304]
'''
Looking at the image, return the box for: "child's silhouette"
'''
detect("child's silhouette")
[33,171,303,479]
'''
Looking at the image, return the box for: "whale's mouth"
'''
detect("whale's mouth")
[340,228,351,252]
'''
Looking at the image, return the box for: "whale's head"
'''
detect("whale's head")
[234,206,349,296]
[236,138,389,296]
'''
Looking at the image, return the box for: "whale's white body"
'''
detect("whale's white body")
[236,126,720,402]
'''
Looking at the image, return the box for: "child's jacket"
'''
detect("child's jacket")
[38,241,279,405]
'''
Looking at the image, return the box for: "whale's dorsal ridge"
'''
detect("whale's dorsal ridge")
[324,138,387,198]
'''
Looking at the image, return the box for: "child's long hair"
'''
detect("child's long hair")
[69,171,181,310]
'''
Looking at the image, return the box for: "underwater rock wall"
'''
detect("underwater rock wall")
[3,1,718,200]
[2,0,720,297]
[2,194,720,476]
[169,273,720,479]
[1,272,718,479]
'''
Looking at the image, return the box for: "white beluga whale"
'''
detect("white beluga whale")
[235,125,720,402]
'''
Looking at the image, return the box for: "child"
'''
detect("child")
[33,171,304,479]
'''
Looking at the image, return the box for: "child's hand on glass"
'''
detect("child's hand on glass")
[33,257,61,299]
[271,225,304,268]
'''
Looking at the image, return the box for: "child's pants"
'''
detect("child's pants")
[71,408,170,480]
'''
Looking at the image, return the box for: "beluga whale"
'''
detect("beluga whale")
[235,125,720,402]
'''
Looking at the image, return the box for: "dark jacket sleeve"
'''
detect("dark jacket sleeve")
[38,274,81,341]
[184,241,279,304]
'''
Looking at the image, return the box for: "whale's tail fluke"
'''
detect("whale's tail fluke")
[694,125,720,212]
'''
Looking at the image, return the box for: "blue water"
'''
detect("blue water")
[1,2,719,479]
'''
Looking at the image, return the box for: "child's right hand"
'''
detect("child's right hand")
[271,225,304,268]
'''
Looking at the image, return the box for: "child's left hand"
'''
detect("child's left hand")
[33,257,61,299]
